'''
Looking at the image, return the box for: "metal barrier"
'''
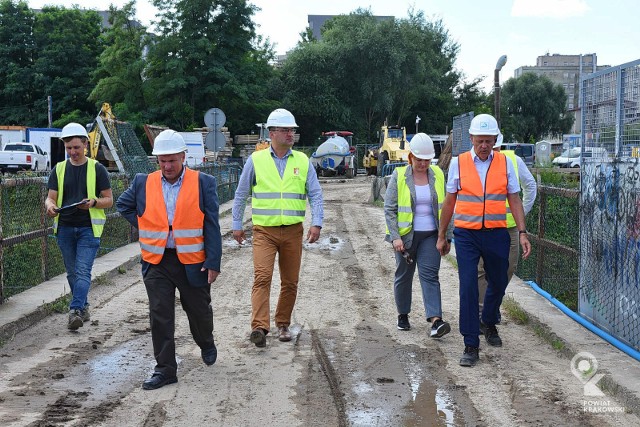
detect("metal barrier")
[577,58,640,351]
[0,164,239,303]
[381,162,407,177]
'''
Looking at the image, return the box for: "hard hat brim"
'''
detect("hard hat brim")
[152,147,188,155]
[411,152,435,160]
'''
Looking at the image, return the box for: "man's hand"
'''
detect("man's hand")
[392,238,404,253]
[436,236,451,256]
[520,234,531,260]
[233,229,245,244]
[202,268,220,284]
[306,226,321,243]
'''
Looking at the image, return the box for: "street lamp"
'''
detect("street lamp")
[415,115,421,133]
[494,54,507,126]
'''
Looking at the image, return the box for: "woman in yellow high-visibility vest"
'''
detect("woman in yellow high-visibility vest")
[384,133,452,338]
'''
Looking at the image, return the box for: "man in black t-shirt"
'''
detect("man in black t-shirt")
[44,123,113,331]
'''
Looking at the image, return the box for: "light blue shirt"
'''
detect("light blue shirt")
[446,148,520,195]
[232,147,324,229]
[161,167,185,248]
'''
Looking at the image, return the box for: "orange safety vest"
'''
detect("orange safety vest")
[138,168,205,264]
[454,151,508,229]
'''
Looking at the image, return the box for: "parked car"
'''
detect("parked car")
[502,143,535,166]
[553,147,581,168]
[0,142,50,173]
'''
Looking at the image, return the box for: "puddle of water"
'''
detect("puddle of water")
[54,337,158,398]
[303,235,344,252]
[405,376,459,427]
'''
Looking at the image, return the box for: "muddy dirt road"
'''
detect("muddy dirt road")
[0,176,637,426]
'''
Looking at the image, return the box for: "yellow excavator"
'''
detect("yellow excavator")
[363,125,410,176]
[86,102,125,172]
[254,123,270,151]
[87,103,116,159]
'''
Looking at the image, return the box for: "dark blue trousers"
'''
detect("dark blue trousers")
[454,227,510,347]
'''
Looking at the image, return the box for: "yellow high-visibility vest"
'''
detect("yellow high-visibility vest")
[251,149,309,226]
[54,158,106,237]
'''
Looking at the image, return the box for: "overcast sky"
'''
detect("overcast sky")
[27,0,639,91]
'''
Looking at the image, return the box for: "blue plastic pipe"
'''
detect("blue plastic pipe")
[526,280,640,362]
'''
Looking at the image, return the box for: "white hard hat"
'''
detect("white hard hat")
[266,108,298,128]
[152,130,187,155]
[61,122,89,139]
[469,114,499,136]
[409,133,435,160]
[494,133,504,149]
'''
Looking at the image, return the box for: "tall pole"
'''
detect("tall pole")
[47,96,52,128]
[494,68,501,126]
[494,55,507,127]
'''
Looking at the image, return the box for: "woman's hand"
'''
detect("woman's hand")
[392,238,404,252]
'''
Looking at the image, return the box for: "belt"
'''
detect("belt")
[477,227,505,231]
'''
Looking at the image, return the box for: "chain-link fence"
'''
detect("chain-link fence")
[0,163,240,303]
[515,176,580,311]
[577,58,640,351]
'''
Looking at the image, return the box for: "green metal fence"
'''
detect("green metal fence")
[0,164,239,303]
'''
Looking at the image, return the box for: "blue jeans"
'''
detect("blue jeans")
[393,231,443,320]
[56,226,101,311]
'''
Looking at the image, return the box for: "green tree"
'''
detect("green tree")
[145,0,275,132]
[278,9,473,144]
[89,2,148,117]
[32,6,102,127]
[501,73,573,143]
[0,0,36,125]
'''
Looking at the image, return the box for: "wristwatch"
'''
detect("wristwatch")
[519,230,528,235]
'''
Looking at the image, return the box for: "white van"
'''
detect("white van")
[178,132,206,167]
[553,147,607,168]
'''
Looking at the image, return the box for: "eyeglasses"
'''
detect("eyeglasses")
[401,251,414,264]
[271,128,297,134]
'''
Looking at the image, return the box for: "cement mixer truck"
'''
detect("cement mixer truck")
[310,131,357,178]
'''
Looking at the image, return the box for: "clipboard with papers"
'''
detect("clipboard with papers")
[54,200,89,213]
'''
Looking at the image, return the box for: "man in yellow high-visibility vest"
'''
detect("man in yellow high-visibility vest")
[232,108,324,348]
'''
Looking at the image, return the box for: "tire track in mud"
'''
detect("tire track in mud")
[303,180,479,425]
[0,266,152,426]
[310,329,348,427]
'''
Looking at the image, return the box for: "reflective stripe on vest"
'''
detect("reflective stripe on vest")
[251,149,309,226]
[391,165,445,236]
[502,150,519,228]
[454,151,508,229]
[138,169,205,265]
[53,158,106,237]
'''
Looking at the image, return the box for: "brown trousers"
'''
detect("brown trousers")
[251,223,303,331]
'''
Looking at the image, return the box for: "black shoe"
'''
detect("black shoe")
[480,323,503,347]
[397,314,410,331]
[430,319,451,338]
[142,373,178,390]
[250,328,267,347]
[67,309,83,330]
[201,344,217,365]
[459,346,480,367]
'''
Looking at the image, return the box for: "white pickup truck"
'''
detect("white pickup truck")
[0,143,50,173]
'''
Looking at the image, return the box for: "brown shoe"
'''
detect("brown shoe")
[278,326,292,342]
